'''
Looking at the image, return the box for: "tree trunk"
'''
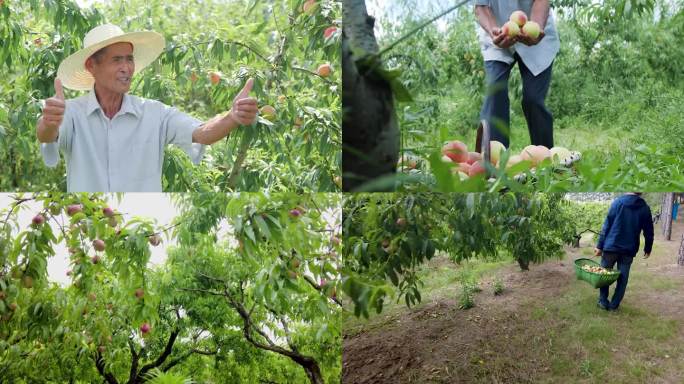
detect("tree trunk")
[572,235,580,248]
[342,0,399,191]
[678,234,684,266]
[516,257,529,271]
[663,193,674,240]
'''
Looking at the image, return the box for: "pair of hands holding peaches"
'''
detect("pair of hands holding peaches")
[490,10,544,49]
[491,26,544,49]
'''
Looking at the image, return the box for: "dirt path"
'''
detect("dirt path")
[342,220,684,384]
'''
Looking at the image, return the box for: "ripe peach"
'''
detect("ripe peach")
[504,154,524,169]
[324,26,337,39]
[521,145,550,165]
[93,239,105,252]
[148,235,161,247]
[502,21,520,38]
[549,147,572,165]
[302,0,317,15]
[454,162,471,175]
[260,105,276,121]
[522,21,541,39]
[442,140,468,163]
[509,10,528,27]
[66,204,82,216]
[466,152,482,165]
[209,72,221,85]
[489,140,506,165]
[317,63,332,77]
[468,161,487,177]
[32,214,45,226]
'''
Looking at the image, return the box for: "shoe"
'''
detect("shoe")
[597,302,609,310]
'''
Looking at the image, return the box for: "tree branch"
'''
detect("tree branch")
[94,351,119,384]
[138,328,181,378]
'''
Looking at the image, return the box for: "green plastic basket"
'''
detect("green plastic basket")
[574,258,621,288]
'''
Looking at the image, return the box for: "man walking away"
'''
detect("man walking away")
[594,193,654,311]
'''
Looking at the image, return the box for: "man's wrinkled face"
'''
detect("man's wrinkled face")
[86,42,135,94]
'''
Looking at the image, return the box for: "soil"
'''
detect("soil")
[342,220,684,384]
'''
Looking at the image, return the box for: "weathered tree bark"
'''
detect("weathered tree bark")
[230,297,324,384]
[342,0,399,191]
[662,193,674,240]
[516,257,530,271]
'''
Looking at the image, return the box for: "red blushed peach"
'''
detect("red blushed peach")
[442,140,468,163]
[455,162,471,175]
[468,161,487,177]
[509,10,528,27]
[466,152,482,165]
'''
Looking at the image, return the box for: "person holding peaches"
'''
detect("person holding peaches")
[474,0,560,149]
[36,24,258,192]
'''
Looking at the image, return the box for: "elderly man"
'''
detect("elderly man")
[474,0,560,148]
[594,193,654,311]
[37,24,258,192]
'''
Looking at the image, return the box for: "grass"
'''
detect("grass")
[530,277,684,383]
[344,246,684,383]
[342,254,511,333]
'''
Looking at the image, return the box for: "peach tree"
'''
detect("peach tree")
[342,193,576,317]
[0,192,341,383]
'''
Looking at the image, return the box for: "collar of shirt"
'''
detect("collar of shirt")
[85,86,142,119]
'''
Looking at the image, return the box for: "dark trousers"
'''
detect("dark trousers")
[480,54,554,148]
[598,251,634,310]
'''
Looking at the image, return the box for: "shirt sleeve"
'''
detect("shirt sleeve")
[40,101,74,168]
[473,0,490,6]
[642,206,654,254]
[160,104,206,165]
[597,201,617,250]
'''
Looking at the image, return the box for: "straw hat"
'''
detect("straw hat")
[57,24,165,91]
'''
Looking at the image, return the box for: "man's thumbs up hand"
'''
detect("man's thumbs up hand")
[228,78,258,126]
[54,78,65,101]
[42,78,66,130]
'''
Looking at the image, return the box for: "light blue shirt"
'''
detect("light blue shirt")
[41,88,205,192]
[474,0,560,76]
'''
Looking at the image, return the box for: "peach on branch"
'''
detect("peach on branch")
[148,234,161,247]
[260,105,277,121]
[32,214,45,226]
[302,0,318,15]
[324,26,338,39]
[66,204,82,216]
[317,63,332,78]
[93,239,105,252]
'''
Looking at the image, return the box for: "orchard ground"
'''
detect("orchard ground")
[342,220,684,383]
